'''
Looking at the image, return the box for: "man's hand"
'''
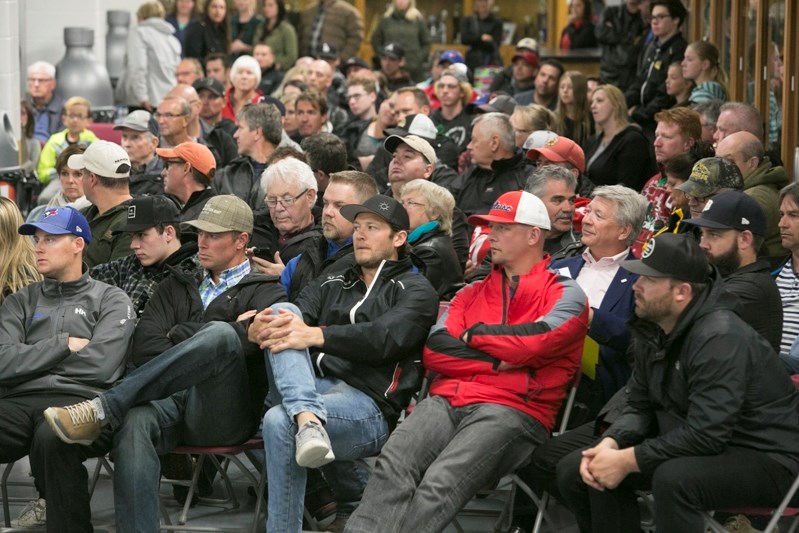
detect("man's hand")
[463,259,477,279]
[581,438,637,491]
[250,251,286,276]
[68,337,90,353]
[237,310,258,322]
[247,308,324,352]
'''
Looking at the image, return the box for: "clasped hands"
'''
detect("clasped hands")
[579,437,638,491]
[244,308,324,353]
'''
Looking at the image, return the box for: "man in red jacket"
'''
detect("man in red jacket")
[345,190,589,533]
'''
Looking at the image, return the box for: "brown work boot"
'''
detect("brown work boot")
[43,401,101,445]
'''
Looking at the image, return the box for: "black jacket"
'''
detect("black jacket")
[410,228,464,300]
[455,150,530,224]
[132,263,286,419]
[723,259,783,354]
[585,126,657,191]
[214,155,265,210]
[460,13,503,70]
[624,32,687,130]
[178,187,217,223]
[129,157,165,197]
[366,134,460,192]
[288,240,354,302]
[595,5,647,90]
[183,18,228,60]
[605,272,799,474]
[296,256,438,427]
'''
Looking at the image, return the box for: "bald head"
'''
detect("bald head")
[308,60,333,92]
[715,131,764,178]
[168,84,201,121]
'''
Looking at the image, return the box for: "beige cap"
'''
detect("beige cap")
[383,134,438,165]
[182,195,254,234]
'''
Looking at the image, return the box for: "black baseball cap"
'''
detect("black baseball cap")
[344,57,369,71]
[257,95,286,117]
[317,42,339,59]
[381,43,405,59]
[340,195,409,231]
[192,77,225,97]
[621,233,710,283]
[116,196,181,233]
[682,191,766,235]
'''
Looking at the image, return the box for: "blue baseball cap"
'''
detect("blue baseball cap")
[19,206,92,243]
[438,50,464,65]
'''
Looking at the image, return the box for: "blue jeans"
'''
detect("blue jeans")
[262,303,389,533]
[345,396,549,533]
[106,322,260,533]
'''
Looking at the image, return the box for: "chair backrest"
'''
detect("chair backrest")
[88,123,122,144]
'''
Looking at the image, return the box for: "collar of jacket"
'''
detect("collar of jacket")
[41,269,92,297]
[490,150,525,173]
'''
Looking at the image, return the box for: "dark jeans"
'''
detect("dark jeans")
[0,394,112,533]
[101,322,260,533]
[345,396,549,533]
[557,444,798,533]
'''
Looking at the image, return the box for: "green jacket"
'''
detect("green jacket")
[37,128,98,184]
[744,157,789,258]
[370,11,431,83]
[81,200,134,268]
[253,19,298,71]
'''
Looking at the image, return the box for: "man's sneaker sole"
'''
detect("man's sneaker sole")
[296,443,335,469]
[43,407,94,445]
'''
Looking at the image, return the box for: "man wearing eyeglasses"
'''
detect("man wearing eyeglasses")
[624,0,687,139]
[250,158,327,279]
[25,61,65,143]
[157,142,218,222]
[155,95,193,148]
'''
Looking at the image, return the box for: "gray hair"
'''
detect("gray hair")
[230,54,262,87]
[161,95,191,117]
[28,61,55,79]
[719,102,764,141]
[473,112,515,152]
[238,103,282,146]
[591,185,648,246]
[692,99,723,128]
[525,165,577,197]
[260,157,318,199]
[399,179,455,234]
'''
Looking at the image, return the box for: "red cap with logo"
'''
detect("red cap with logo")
[527,136,586,174]
[467,190,551,230]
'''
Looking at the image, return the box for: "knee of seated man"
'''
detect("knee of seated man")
[270,301,303,317]
[262,403,293,437]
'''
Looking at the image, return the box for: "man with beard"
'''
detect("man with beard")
[683,191,782,353]
[556,232,799,533]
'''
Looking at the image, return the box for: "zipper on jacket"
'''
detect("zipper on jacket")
[349,259,385,324]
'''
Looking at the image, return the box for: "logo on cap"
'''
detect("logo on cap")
[128,205,137,219]
[692,162,710,184]
[545,137,559,147]
[493,201,513,212]
[379,202,389,211]
[642,239,655,259]
[702,199,713,212]
[44,208,59,218]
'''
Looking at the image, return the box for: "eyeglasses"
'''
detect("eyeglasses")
[400,199,426,209]
[265,189,308,208]
[651,13,673,21]
[436,83,459,90]
[686,193,709,203]
[163,159,186,169]
[347,93,367,101]
[63,113,88,120]
[154,112,187,120]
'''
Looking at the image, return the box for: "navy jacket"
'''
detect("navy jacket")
[552,251,637,401]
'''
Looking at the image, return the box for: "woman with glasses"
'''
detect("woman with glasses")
[400,179,463,299]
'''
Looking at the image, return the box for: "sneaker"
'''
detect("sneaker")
[11,498,46,527]
[295,421,335,469]
[43,401,101,445]
[722,514,771,532]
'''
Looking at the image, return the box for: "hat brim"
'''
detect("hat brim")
[527,147,565,164]
[381,53,402,60]
[155,148,179,159]
[112,124,148,132]
[467,213,514,226]
[113,221,178,235]
[19,221,92,243]
[340,204,405,229]
[675,180,714,197]
[619,258,669,278]
[181,220,239,233]
[680,217,733,230]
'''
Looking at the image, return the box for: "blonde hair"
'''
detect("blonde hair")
[400,179,455,234]
[0,197,41,303]
[273,65,308,97]
[554,71,591,146]
[384,0,424,21]
[137,1,165,20]
[64,96,92,117]
[512,104,556,132]
[435,72,473,107]
[688,41,729,100]
[592,84,631,134]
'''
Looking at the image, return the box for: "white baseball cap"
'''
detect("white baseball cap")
[468,190,551,230]
[68,140,131,179]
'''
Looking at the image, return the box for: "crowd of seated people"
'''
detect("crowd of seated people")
[3,0,796,531]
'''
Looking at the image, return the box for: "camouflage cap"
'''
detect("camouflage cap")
[675,157,744,198]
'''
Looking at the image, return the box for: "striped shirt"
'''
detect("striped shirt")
[199,259,251,310]
[776,258,799,357]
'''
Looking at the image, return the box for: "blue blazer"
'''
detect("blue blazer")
[552,251,638,401]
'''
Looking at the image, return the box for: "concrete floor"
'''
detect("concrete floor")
[0,456,582,533]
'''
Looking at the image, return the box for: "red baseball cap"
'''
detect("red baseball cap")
[467,191,551,230]
[527,136,586,174]
[512,50,540,69]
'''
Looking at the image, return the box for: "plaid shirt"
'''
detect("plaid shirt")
[90,250,201,317]
[199,259,251,309]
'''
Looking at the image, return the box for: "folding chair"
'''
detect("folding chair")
[159,438,266,533]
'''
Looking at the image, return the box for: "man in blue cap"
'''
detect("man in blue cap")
[0,205,134,530]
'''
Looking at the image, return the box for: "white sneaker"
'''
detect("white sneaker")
[295,421,335,469]
[11,498,46,528]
